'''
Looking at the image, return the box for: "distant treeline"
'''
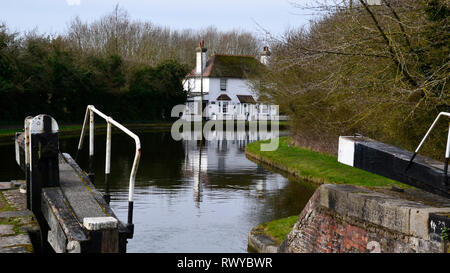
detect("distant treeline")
[254,0,449,159]
[0,5,261,124]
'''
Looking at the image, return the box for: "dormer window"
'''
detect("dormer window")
[220,78,227,91]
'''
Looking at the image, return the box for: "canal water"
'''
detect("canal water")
[0,129,316,253]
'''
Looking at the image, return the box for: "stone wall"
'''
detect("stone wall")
[279,184,450,253]
[0,182,39,253]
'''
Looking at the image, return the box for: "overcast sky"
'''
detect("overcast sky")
[1,0,317,37]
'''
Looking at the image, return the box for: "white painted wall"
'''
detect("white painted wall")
[183,77,210,94]
[182,71,282,120]
[196,51,207,74]
[208,78,255,103]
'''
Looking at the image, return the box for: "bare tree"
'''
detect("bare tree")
[252,0,449,157]
[64,5,262,67]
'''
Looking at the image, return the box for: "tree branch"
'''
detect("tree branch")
[358,0,418,87]
[381,0,413,53]
[296,46,390,58]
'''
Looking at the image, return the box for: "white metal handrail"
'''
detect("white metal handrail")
[75,105,141,234]
[406,112,450,179]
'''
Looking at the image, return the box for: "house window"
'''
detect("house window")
[261,104,268,114]
[220,78,227,91]
[222,102,228,113]
[187,102,195,114]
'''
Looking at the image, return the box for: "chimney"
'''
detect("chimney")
[260,46,271,65]
[196,40,207,74]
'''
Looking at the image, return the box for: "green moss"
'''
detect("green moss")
[442,227,449,241]
[4,244,34,252]
[0,192,36,237]
[246,136,411,188]
[0,192,15,212]
[0,217,25,235]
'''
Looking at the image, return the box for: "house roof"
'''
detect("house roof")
[216,94,232,101]
[236,95,256,103]
[187,54,264,79]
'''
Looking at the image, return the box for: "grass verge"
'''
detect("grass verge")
[246,136,408,188]
[256,216,298,245]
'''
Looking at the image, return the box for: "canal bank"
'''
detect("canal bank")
[0,123,173,145]
[245,137,450,253]
[246,137,407,188]
[248,216,298,253]
[0,121,289,145]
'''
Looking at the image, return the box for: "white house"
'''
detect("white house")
[182,41,279,121]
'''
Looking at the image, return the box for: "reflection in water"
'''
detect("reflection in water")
[182,129,286,207]
[0,129,315,253]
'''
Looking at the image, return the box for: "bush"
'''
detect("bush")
[0,25,187,124]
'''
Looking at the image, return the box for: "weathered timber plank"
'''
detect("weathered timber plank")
[41,188,89,253]
[60,153,128,252]
[61,153,129,233]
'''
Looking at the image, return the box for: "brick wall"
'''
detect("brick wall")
[279,185,446,253]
